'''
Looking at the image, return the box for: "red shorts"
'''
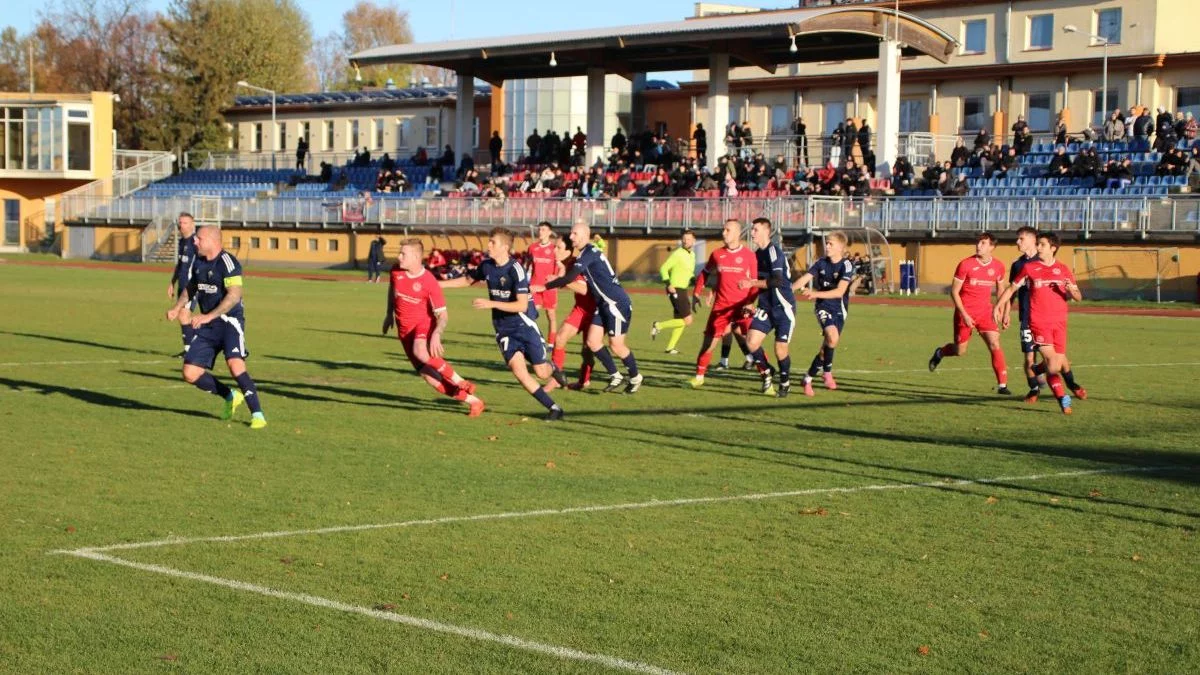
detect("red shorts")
[532,289,558,310]
[953,307,999,344]
[398,322,432,371]
[706,305,753,338]
[1029,320,1068,354]
[562,303,592,332]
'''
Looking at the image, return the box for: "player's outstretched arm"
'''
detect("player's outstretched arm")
[806,279,850,300]
[790,272,813,292]
[439,276,473,289]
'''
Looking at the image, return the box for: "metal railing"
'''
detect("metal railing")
[61,191,1200,237]
[139,215,175,262]
[60,150,175,222]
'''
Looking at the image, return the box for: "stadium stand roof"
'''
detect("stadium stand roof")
[228,85,492,111]
[349,6,957,83]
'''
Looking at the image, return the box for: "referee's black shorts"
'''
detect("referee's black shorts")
[667,289,692,319]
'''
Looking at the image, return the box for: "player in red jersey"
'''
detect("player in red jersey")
[526,221,562,346]
[688,219,759,388]
[550,236,598,388]
[994,232,1083,414]
[382,238,485,416]
[928,232,1011,394]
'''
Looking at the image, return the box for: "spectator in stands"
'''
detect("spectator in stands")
[413,146,429,166]
[1133,107,1154,150]
[489,131,503,169]
[1054,114,1068,146]
[379,153,393,173]
[1155,109,1178,153]
[319,161,332,182]
[438,144,455,169]
[572,127,587,155]
[1012,115,1030,156]
[1185,145,1200,181]
[950,137,970,167]
[945,170,969,197]
[367,236,385,283]
[857,119,872,158]
[354,147,371,167]
[740,122,755,159]
[296,137,308,171]
[828,123,844,166]
[1105,158,1133,190]
[891,155,915,190]
[457,153,474,180]
[1156,148,1188,176]
[725,122,741,157]
[611,127,627,156]
[974,128,990,151]
[692,124,707,165]
[793,117,809,166]
[816,162,838,195]
[842,118,858,161]
[994,146,1018,179]
[1104,111,1125,142]
[1047,146,1071,177]
[838,158,867,197]
[696,168,718,193]
[527,129,542,163]
[1184,112,1198,142]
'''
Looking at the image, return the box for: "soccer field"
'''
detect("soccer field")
[1,261,1197,673]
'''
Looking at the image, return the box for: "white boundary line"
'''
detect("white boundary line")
[52,466,1185,673]
[62,550,680,675]
[57,466,1180,555]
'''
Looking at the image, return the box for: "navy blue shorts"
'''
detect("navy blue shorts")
[1019,319,1037,354]
[749,304,795,343]
[497,321,547,366]
[185,316,249,369]
[815,306,846,334]
[592,299,633,337]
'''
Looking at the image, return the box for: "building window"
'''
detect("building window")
[67,119,91,171]
[374,118,384,149]
[308,238,318,251]
[231,236,241,249]
[962,19,986,54]
[253,123,263,152]
[770,105,791,135]
[1096,8,1122,44]
[268,237,279,250]
[396,119,407,149]
[962,96,988,132]
[899,99,928,133]
[1028,14,1053,50]
[328,239,339,252]
[250,237,261,249]
[1027,93,1052,131]
[424,117,437,147]
[473,116,480,149]
[1178,87,1200,119]
[278,123,287,152]
[302,122,310,144]
[325,120,334,151]
[350,120,360,150]
[1093,89,1119,126]
[823,102,846,135]
[287,238,298,250]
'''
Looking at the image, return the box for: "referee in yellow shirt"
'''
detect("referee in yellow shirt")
[650,229,698,354]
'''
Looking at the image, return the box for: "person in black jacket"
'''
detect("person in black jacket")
[692,124,707,165]
[1047,146,1071,178]
[1011,115,1030,156]
[793,117,808,166]
[367,236,386,283]
[488,131,503,169]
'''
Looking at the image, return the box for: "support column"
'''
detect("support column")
[631,73,647,136]
[706,52,729,171]
[875,39,901,179]
[454,72,474,169]
[586,67,606,166]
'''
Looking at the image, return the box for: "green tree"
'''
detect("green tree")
[340,1,413,90]
[143,0,313,156]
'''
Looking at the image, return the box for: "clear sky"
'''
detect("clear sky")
[5,1,800,83]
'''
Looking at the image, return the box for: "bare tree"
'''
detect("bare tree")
[309,32,345,92]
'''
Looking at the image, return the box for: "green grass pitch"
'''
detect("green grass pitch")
[1,261,1197,672]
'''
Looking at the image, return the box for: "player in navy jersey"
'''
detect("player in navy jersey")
[166,212,197,354]
[536,219,643,394]
[441,227,566,420]
[1003,226,1044,399]
[165,225,267,429]
[737,217,797,397]
[791,231,854,397]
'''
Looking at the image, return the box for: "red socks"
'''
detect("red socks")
[1046,373,1067,398]
[552,345,566,370]
[989,347,1008,385]
[697,351,712,376]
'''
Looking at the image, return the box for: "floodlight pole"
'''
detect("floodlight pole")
[237,80,277,170]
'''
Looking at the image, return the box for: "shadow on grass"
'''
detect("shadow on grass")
[0,377,213,419]
[301,327,388,340]
[0,330,171,356]
[564,416,1198,530]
